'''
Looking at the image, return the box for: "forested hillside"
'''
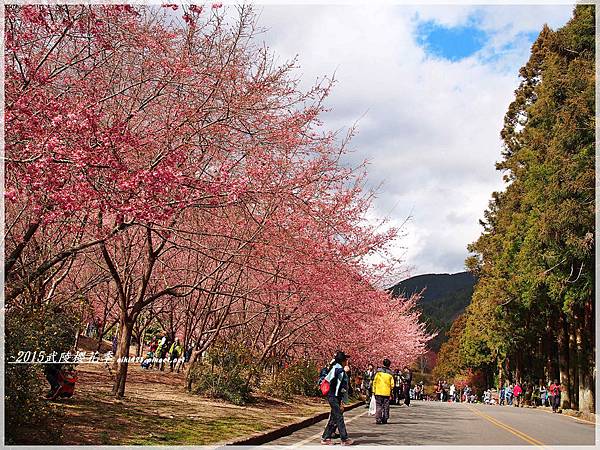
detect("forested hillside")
[390,272,476,351]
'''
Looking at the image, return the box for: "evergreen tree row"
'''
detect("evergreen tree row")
[434,5,595,412]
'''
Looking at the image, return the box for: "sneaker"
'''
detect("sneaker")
[341,439,354,446]
[320,439,334,445]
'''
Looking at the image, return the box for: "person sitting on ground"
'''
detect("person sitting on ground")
[483,389,491,404]
[372,358,395,425]
[43,362,62,398]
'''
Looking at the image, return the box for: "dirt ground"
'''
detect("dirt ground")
[35,337,327,445]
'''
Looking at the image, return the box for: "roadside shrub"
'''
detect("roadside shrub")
[261,359,320,400]
[5,304,79,444]
[186,343,253,405]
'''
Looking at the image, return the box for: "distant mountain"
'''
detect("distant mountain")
[389,272,476,352]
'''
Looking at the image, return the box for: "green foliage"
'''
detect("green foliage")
[436,6,595,405]
[186,343,253,405]
[5,304,79,444]
[261,359,320,400]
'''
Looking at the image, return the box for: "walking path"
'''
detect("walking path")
[264,401,596,447]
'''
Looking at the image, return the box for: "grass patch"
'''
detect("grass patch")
[126,417,268,445]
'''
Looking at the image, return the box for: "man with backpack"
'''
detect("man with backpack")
[372,358,394,424]
[320,351,353,446]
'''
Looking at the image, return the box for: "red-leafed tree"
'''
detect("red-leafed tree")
[6,4,432,401]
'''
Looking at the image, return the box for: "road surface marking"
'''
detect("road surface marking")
[289,408,369,447]
[538,409,596,425]
[466,405,548,448]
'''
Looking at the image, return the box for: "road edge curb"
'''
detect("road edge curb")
[223,400,366,446]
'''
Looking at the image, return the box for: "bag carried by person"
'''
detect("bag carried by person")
[320,378,330,396]
[319,365,339,396]
[368,395,376,415]
[318,367,330,395]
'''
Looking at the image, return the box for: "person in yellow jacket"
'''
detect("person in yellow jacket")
[372,358,394,424]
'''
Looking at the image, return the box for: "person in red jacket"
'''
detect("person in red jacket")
[549,379,562,413]
[513,382,523,407]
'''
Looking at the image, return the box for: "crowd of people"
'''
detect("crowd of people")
[117,334,194,373]
[433,378,564,413]
[496,379,563,412]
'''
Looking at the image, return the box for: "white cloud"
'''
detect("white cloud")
[256,4,573,277]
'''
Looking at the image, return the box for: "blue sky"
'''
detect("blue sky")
[258,5,574,278]
[416,21,489,61]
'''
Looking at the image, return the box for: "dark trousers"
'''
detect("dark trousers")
[375,395,390,423]
[403,384,411,406]
[44,366,61,391]
[552,394,561,412]
[366,386,373,405]
[393,387,401,404]
[322,397,348,440]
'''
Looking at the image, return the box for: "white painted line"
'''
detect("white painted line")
[289,408,369,447]
[538,409,596,425]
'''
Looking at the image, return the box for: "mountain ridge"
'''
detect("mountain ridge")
[389,271,476,352]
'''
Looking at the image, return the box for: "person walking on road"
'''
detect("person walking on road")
[402,366,412,406]
[549,379,561,413]
[321,351,353,446]
[393,369,403,405]
[362,364,375,407]
[372,358,394,424]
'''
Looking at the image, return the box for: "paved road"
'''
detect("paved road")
[265,401,596,447]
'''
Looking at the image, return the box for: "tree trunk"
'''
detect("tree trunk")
[134,331,143,357]
[498,357,504,391]
[568,317,579,410]
[74,327,81,350]
[577,299,595,412]
[112,317,134,398]
[544,319,555,382]
[558,312,571,409]
[139,328,146,357]
[185,349,203,391]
